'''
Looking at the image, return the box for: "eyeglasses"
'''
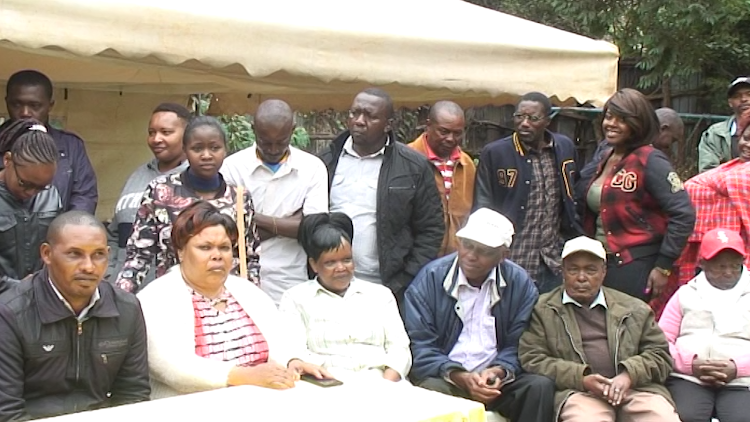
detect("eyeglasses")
[12,162,51,192]
[348,109,382,121]
[512,113,546,122]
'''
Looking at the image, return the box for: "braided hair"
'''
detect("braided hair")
[0,118,58,165]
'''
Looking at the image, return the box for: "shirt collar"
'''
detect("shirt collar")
[731,119,737,136]
[342,136,388,158]
[562,289,608,309]
[313,276,365,297]
[513,132,555,155]
[424,139,461,162]
[48,278,100,320]
[243,145,299,173]
[255,147,290,166]
[456,265,506,291]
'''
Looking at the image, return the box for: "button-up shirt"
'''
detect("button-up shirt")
[48,278,100,321]
[510,140,563,280]
[562,289,608,309]
[220,145,329,304]
[279,277,412,379]
[425,143,462,199]
[448,269,502,372]
[329,137,386,283]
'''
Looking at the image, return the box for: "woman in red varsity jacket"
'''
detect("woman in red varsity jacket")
[576,89,695,302]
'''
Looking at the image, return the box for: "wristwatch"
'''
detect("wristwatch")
[655,267,672,277]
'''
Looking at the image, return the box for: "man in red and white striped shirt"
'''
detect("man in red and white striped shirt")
[409,101,476,256]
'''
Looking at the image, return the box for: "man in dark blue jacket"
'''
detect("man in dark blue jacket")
[474,92,580,294]
[5,70,98,213]
[404,208,554,422]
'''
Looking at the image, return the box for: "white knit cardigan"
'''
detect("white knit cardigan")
[137,267,296,399]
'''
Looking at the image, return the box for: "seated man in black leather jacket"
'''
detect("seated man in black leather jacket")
[0,211,150,421]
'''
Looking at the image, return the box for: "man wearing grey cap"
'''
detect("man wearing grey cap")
[404,208,554,422]
[698,76,750,172]
[519,236,679,422]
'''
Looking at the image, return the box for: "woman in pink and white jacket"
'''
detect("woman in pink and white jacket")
[658,227,750,422]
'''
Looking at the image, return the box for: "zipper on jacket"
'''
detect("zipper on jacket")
[73,320,82,412]
[551,307,587,364]
[613,314,631,369]
[75,320,82,382]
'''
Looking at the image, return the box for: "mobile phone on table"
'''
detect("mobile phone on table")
[300,374,343,388]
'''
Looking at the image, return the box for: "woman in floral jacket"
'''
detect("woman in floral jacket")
[116,116,260,293]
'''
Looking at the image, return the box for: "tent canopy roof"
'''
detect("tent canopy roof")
[0,0,619,110]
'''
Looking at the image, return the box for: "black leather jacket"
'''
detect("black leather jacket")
[0,183,62,283]
[319,131,445,295]
[0,269,150,421]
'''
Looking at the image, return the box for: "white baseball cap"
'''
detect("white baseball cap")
[561,236,607,261]
[455,208,515,248]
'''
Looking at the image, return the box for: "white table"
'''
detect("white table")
[37,378,488,422]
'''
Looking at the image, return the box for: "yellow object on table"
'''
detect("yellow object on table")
[36,377,487,422]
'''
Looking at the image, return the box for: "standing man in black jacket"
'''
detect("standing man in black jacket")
[319,88,444,301]
[0,211,149,421]
[5,70,98,214]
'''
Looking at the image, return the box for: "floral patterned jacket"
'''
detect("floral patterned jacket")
[115,171,260,293]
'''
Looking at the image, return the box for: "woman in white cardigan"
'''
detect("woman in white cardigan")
[138,201,330,399]
[279,213,411,382]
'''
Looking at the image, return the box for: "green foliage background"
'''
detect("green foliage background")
[467,0,750,112]
[191,94,310,154]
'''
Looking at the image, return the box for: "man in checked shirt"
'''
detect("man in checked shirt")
[474,92,581,293]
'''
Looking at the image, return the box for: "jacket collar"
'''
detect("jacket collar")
[331,129,398,158]
[32,268,120,324]
[442,255,505,307]
[512,130,556,156]
[546,286,632,320]
[342,136,388,158]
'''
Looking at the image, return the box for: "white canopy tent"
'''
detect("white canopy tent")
[0,0,619,217]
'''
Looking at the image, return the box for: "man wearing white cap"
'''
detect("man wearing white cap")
[519,236,680,422]
[404,208,554,422]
